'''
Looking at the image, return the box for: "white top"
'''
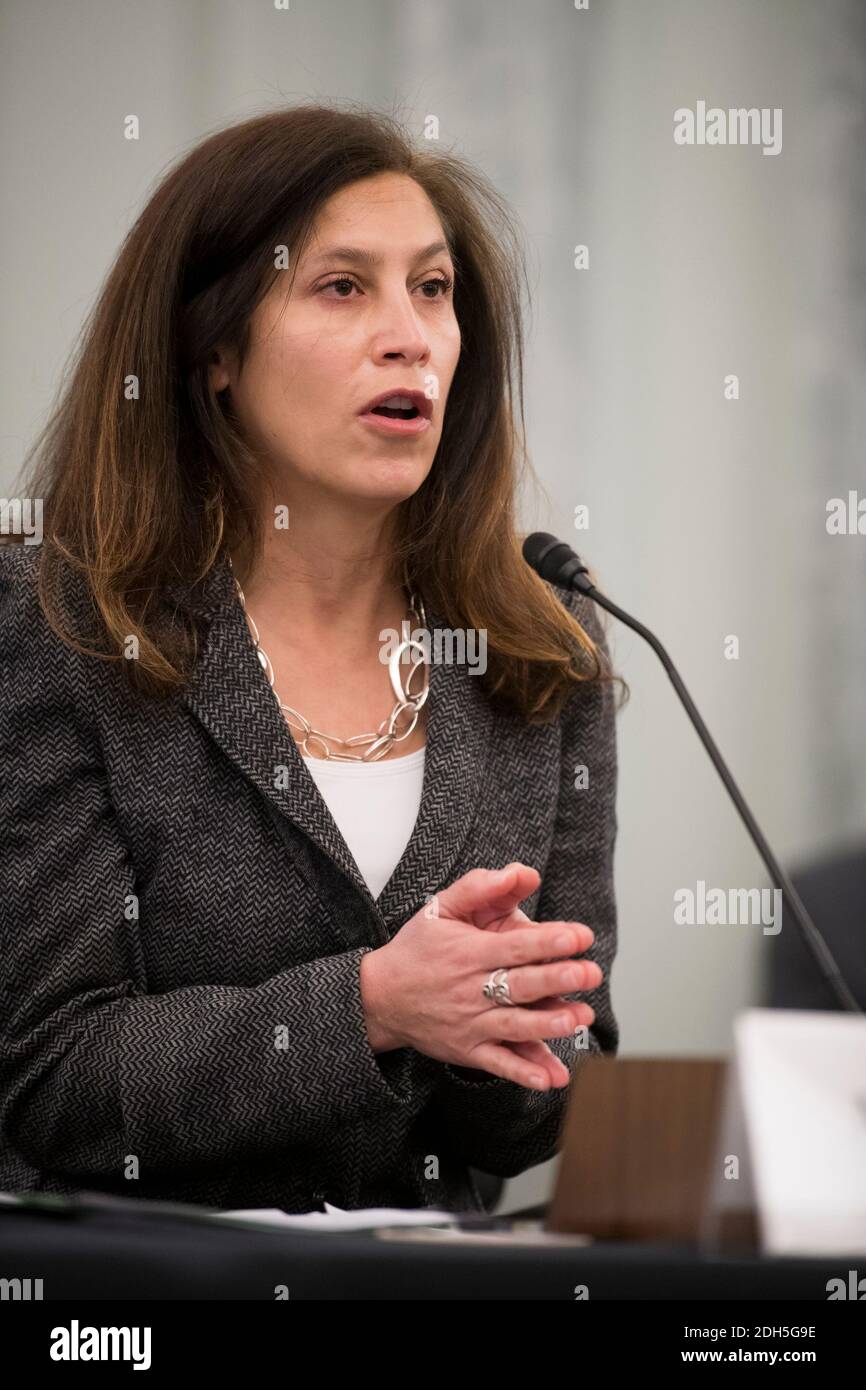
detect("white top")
[300,745,426,900]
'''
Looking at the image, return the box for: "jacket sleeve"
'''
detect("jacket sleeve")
[426,586,620,1178]
[0,553,420,1181]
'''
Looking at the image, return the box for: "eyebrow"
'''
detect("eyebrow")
[305,240,453,269]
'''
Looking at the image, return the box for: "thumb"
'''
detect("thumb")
[435,863,540,925]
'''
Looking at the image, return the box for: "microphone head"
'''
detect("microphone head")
[522,532,590,590]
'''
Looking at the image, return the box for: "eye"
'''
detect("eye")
[319,276,359,299]
[418,275,454,300]
[317,274,454,301]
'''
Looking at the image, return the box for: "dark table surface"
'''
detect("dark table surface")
[0,1193,858,1300]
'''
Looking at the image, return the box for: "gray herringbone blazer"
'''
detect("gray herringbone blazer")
[0,540,618,1214]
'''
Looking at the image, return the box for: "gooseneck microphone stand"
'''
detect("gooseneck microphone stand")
[523,532,861,1014]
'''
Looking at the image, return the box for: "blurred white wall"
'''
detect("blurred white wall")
[2,0,864,1213]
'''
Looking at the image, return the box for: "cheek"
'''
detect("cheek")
[274,319,354,397]
[248,334,329,421]
[439,310,461,355]
[438,323,462,390]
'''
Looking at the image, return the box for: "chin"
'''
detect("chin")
[348,458,432,500]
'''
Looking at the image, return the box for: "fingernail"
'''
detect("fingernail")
[554,932,575,952]
[529,1072,545,1088]
[553,1013,571,1030]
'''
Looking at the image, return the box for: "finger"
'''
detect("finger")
[468,863,542,929]
[436,865,539,924]
[524,995,596,1026]
[462,1041,558,1090]
[477,920,594,968]
[475,905,531,935]
[504,1039,571,1087]
[498,958,604,1004]
[483,1001,594,1044]
[486,912,595,952]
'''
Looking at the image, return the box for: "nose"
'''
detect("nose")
[369,285,431,365]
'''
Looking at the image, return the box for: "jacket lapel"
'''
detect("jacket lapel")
[164,556,495,938]
[374,595,496,927]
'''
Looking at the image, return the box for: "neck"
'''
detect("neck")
[233,496,410,655]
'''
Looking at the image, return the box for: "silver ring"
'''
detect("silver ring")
[482,968,515,1007]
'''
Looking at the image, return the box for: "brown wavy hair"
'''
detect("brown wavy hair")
[9,101,628,722]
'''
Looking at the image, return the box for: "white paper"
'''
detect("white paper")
[734,1008,866,1256]
[210,1201,459,1232]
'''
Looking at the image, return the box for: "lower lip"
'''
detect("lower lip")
[358,410,431,436]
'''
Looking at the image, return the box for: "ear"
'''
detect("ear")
[208,347,233,394]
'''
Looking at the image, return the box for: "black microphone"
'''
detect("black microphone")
[523,531,862,1014]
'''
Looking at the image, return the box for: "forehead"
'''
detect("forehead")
[303,173,450,258]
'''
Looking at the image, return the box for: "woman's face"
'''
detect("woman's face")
[210,171,462,509]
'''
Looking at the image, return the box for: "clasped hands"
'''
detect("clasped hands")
[443,861,601,1089]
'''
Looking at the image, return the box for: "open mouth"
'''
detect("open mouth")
[359,392,431,435]
[369,404,420,420]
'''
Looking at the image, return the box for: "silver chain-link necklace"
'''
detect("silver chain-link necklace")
[229,557,430,762]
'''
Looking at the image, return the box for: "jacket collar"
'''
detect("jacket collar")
[162,554,238,620]
[173,552,496,939]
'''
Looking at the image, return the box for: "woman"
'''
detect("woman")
[0,104,626,1215]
